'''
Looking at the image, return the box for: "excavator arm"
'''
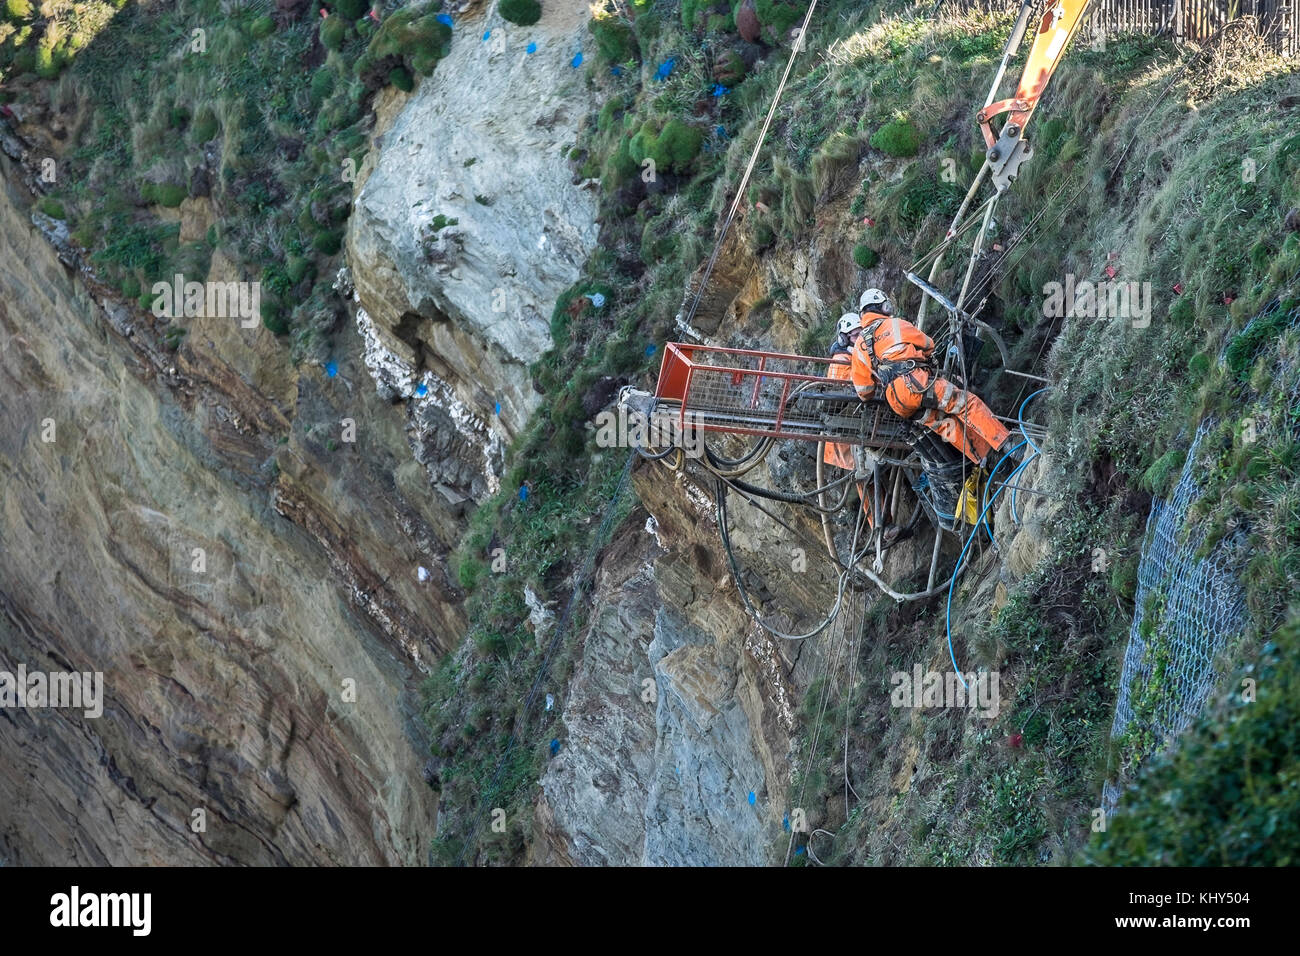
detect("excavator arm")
[978,0,1095,192]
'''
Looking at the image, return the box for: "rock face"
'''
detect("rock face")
[347,2,600,461]
[0,149,465,864]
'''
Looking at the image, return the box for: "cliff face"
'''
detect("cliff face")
[0,146,468,864]
[347,2,600,456]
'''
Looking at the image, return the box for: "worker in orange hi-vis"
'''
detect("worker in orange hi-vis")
[848,288,1012,467]
[822,312,862,472]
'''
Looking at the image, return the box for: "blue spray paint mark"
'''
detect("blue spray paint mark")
[748,791,756,806]
[712,84,730,97]
[494,401,502,416]
[715,125,728,138]
[571,51,583,68]
[414,382,428,397]
[526,41,537,54]
[519,485,529,502]
[482,30,491,41]
[325,361,338,378]
[549,738,561,756]
[584,292,606,308]
[794,846,806,857]
[654,57,676,81]
[782,815,790,831]
[645,343,657,357]
[610,65,623,76]
[436,12,452,26]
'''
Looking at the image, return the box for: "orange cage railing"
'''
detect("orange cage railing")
[652,342,913,449]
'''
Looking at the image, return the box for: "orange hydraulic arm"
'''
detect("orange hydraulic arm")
[977,0,1094,193]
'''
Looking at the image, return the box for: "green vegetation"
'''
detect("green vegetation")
[12,0,456,364]
[499,0,541,28]
[1087,618,1300,864]
[870,117,921,157]
[852,244,878,269]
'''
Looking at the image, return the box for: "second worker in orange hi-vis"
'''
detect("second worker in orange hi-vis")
[848,288,1011,467]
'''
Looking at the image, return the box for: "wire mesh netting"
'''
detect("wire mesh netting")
[1110,419,1248,758]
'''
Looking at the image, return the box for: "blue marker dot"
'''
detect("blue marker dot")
[519,485,529,502]
[549,738,560,756]
[482,30,490,41]
[712,84,730,97]
[414,382,428,397]
[526,41,537,54]
[715,125,727,138]
[571,51,583,68]
[494,401,502,416]
[436,12,452,26]
[610,65,623,76]
[782,816,790,831]
[748,791,756,806]
[645,343,657,356]
[325,361,338,378]
[795,846,806,856]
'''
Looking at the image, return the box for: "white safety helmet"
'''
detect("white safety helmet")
[858,288,892,315]
[837,312,862,336]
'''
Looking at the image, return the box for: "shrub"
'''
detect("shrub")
[320,16,347,51]
[499,0,541,27]
[388,66,414,92]
[853,245,878,269]
[249,15,276,38]
[870,118,921,157]
[191,108,219,143]
[4,0,32,19]
[310,68,335,106]
[1086,619,1300,865]
[142,183,189,207]
[312,228,344,255]
[262,298,290,335]
[589,13,637,63]
[655,119,703,172]
[365,9,452,76]
[334,0,368,20]
[168,106,190,129]
[37,197,65,220]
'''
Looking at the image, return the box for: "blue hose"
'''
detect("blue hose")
[1011,388,1049,523]
[946,449,1036,690]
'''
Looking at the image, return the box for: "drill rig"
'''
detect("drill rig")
[620,1,1092,601]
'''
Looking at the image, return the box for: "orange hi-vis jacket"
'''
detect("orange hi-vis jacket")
[849,311,1011,465]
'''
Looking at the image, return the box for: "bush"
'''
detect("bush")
[249,15,276,39]
[334,0,368,20]
[853,245,878,269]
[142,183,189,207]
[364,9,452,76]
[1086,619,1300,865]
[312,228,344,255]
[191,108,219,143]
[500,0,541,27]
[37,197,65,220]
[388,66,414,92]
[320,16,347,51]
[590,13,637,63]
[310,68,335,106]
[870,118,921,158]
[4,0,31,19]
[286,255,315,285]
[655,119,703,172]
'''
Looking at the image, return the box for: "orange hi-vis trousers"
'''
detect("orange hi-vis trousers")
[884,367,1010,465]
[823,354,855,471]
[849,312,1011,466]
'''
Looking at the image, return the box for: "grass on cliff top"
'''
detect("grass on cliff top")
[9,0,450,360]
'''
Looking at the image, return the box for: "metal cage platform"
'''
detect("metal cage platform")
[651,343,913,450]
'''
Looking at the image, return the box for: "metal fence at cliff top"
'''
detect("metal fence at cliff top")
[939,0,1300,57]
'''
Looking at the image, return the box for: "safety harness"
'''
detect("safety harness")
[859,312,942,411]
